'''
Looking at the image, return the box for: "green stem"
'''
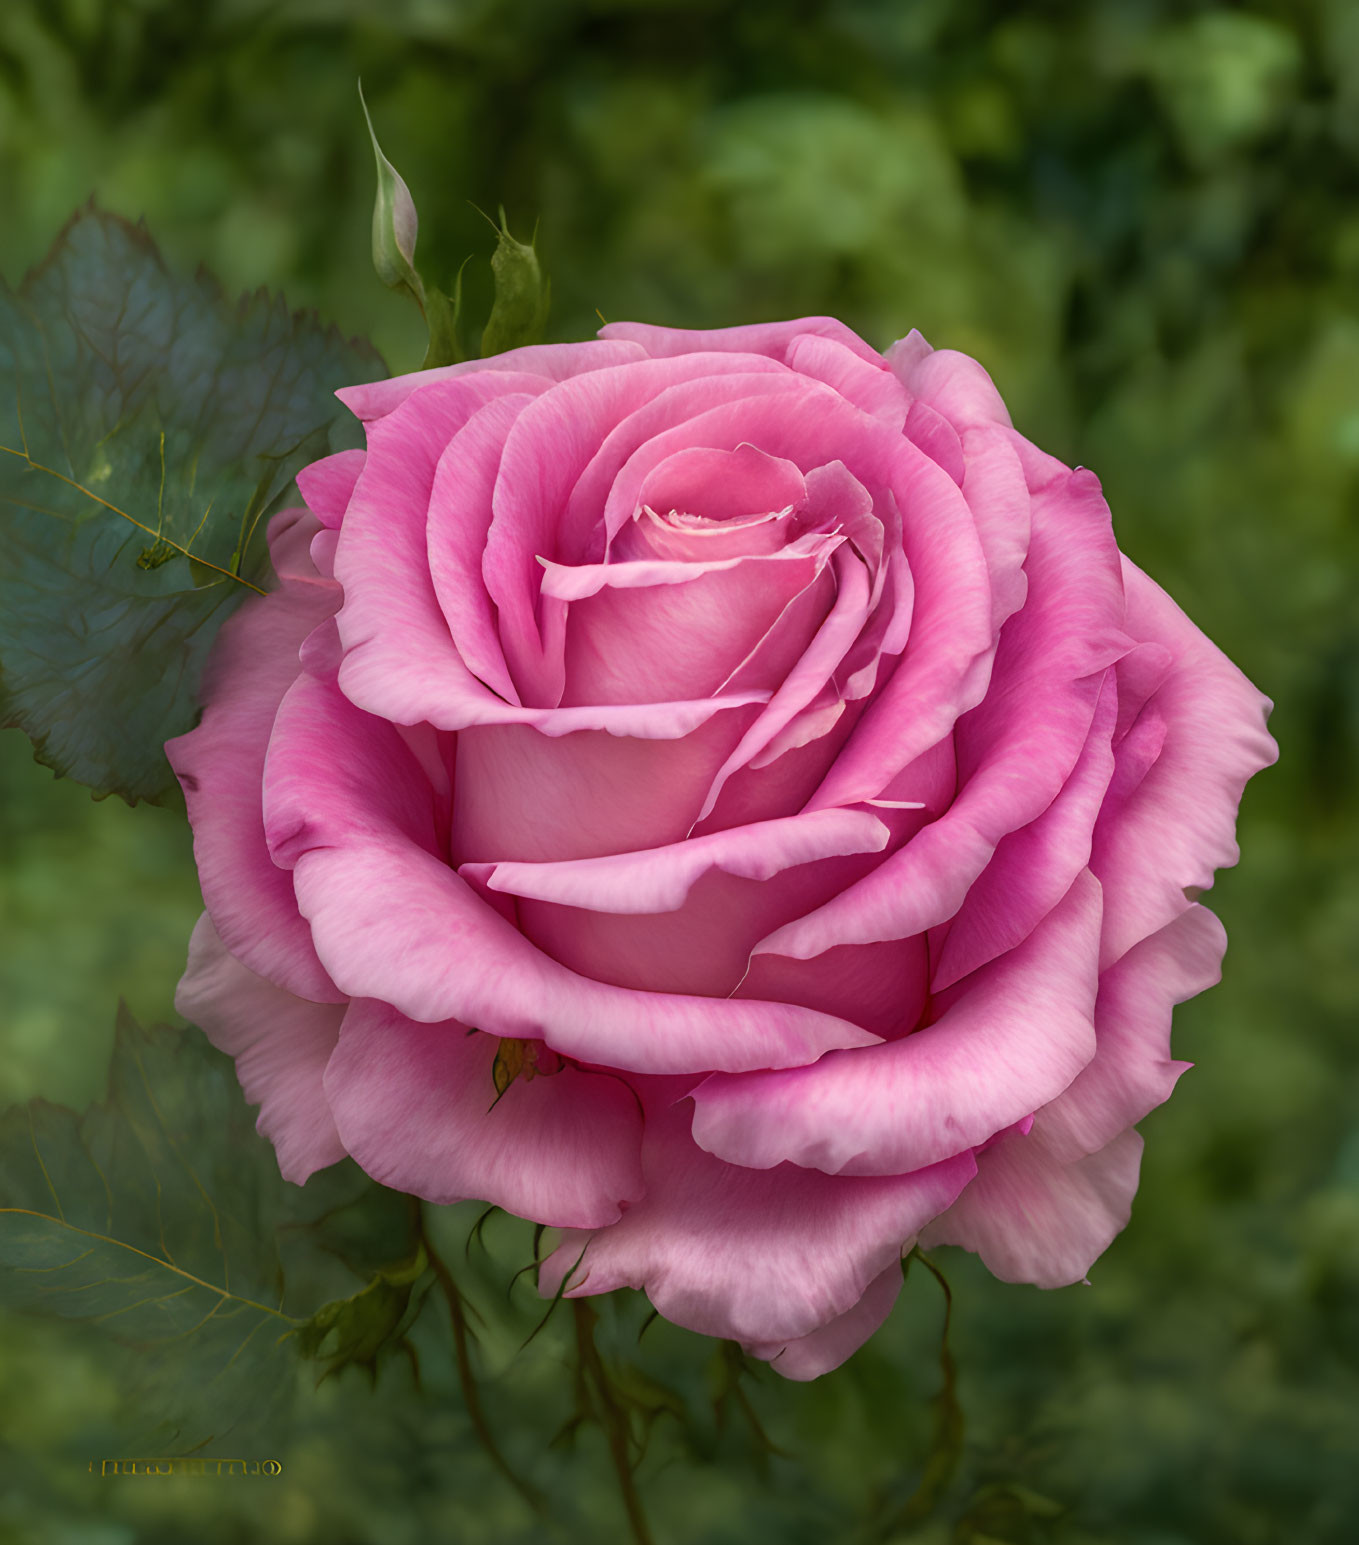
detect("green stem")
[571,1299,655,1545]
[420,1211,546,1514]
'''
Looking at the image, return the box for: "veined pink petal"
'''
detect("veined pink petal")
[263,673,882,1072]
[769,466,1128,959]
[165,508,342,1003]
[885,331,1013,430]
[295,448,365,529]
[904,399,965,485]
[690,869,1103,1176]
[462,807,889,913]
[784,333,909,425]
[335,338,649,422]
[932,668,1119,990]
[537,1093,975,1344]
[1092,557,1278,968]
[323,999,645,1228]
[332,369,555,725]
[600,316,884,366]
[918,1126,1143,1288]
[742,1264,902,1380]
[428,391,543,705]
[1037,903,1224,1165]
[175,913,345,1183]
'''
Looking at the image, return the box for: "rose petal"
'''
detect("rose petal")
[264,672,884,1073]
[932,668,1119,990]
[1037,903,1225,1164]
[742,1264,902,1380]
[323,999,645,1228]
[784,333,909,425]
[690,868,1103,1176]
[295,448,365,529]
[428,391,543,705]
[335,338,650,422]
[770,466,1128,959]
[462,807,889,913]
[886,331,1013,430]
[165,509,343,1003]
[1091,557,1278,967]
[918,1126,1143,1289]
[600,316,884,367]
[538,1093,975,1344]
[175,913,346,1183]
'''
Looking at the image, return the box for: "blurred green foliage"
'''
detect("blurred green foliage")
[0,0,1355,1541]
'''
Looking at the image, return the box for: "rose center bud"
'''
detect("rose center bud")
[557,443,842,709]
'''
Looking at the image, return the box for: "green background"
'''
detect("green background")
[1,0,1355,1541]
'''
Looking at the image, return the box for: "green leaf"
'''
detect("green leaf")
[0,204,384,804]
[0,1007,297,1450]
[294,1243,427,1387]
[480,209,551,358]
[0,1008,423,1453]
[359,80,423,299]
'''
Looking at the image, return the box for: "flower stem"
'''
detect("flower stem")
[571,1299,655,1545]
[419,1210,546,1514]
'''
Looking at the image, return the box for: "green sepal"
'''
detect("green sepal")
[420,262,468,369]
[481,208,551,357]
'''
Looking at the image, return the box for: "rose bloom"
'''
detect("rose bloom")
[169,318,1275,1379]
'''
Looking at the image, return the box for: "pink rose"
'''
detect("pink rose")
[169,317,1276,1379]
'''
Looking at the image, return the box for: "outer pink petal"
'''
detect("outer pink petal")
[932,669,1118,990]
[784,333,909,424]
[295,448,365,529]
[917,1126,1143,1289]
[461,807,889,913]
[599,316,884,367]
[690,869,1103,1176]
[1037,903,1224,1165]
[427,391,543,705]
[322,999,645,1228]
[174,913,346,1183]
[885,330,1013,430]
[742,1264,902,1380]
[165,508,342,1003]
[538,1094,975,1345]
[1092,557,1278,967]
[263,672,882,1072]
[334,338,649,422]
